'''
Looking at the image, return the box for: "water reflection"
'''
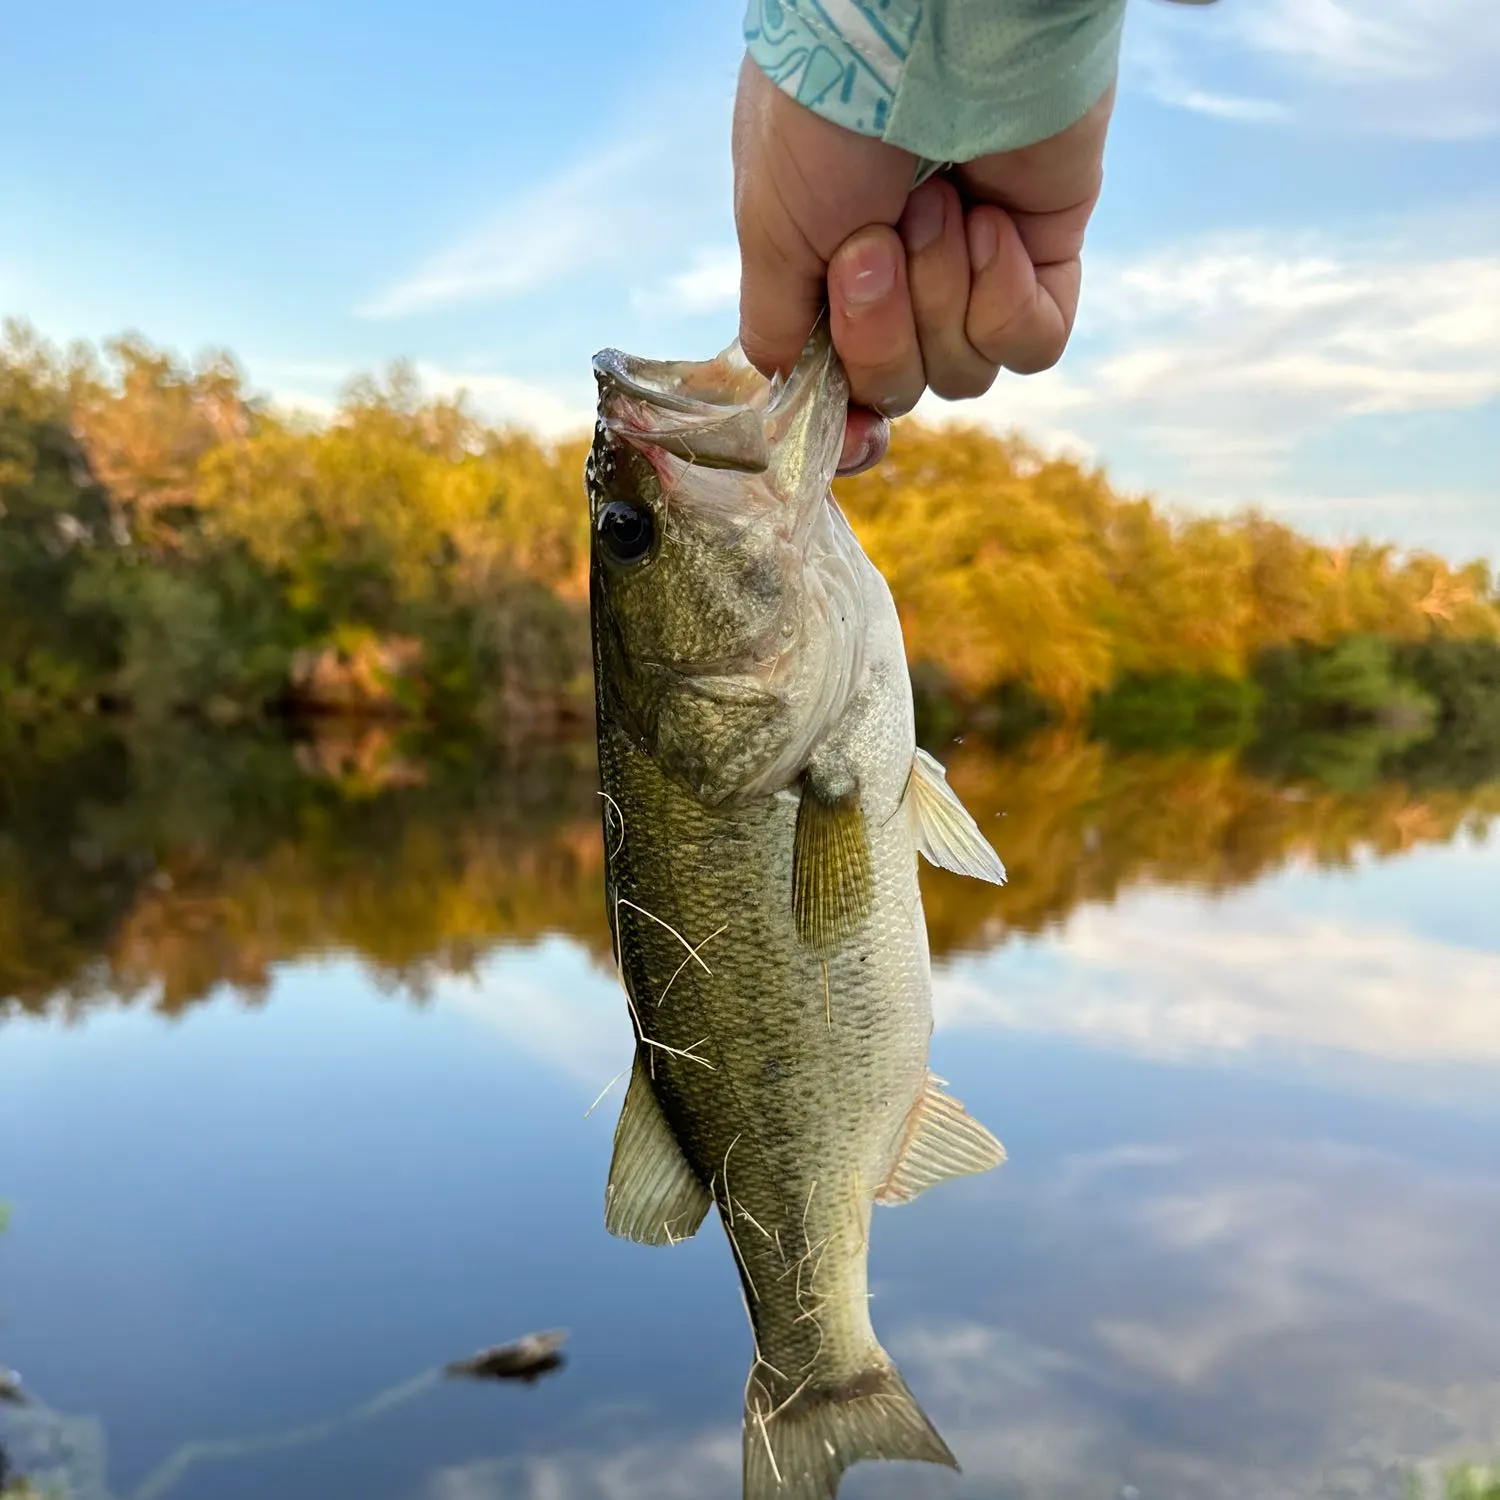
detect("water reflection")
[4,723,1500,1499]
[938,878,1500,1075]
[3,722,1497,1023]
[381,1138,1500,1500]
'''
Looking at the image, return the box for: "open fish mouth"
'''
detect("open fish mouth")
[592,325,845,476]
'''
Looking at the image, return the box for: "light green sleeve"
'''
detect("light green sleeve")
[743,0,1128,162]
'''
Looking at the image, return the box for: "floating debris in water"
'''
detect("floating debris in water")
[444,1330,567,1384]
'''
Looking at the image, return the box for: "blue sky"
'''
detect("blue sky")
[2,0,1496,560]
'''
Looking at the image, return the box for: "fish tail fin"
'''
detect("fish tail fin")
[742,1353,956,1500]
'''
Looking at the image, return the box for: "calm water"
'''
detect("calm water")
[3,725,1499,1499]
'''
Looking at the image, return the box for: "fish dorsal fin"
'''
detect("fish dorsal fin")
[793,773,873,953]
[904,748,1007,885]
[877,1076,1006,1205]
[604,1054,713,1245]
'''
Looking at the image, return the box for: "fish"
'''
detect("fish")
[586,324,1009,1500]
[0,1367,24,1404]
[444,1329,568,1383]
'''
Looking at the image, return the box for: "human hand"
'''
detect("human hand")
[732,55,1113,475]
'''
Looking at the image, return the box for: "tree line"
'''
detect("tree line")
[3,317,1497,745]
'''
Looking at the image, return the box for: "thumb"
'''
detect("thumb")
[732,54,913,379]
[732,63,827,379]
[735,206,826,382]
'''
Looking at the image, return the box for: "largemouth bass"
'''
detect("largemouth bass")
[587,326,1007,1500]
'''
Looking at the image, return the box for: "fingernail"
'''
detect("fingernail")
[900,189,944,254]
[838,238,897,306]
[967,212,999,273]
[838,411,890,473]
[875,392,916,419]
[839,432,876,474]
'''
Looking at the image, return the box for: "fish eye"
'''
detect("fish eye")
[596,500,655,566]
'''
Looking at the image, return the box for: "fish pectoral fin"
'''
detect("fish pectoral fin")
[604,1054,713,1246]
[876,1076,1006,1205]
[904,748,1007,885]
[793,767,873,953]
[743,1354,955,1500]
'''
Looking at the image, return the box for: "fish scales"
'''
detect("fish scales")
[601,599,930,1393]
[588,327,1008,1500]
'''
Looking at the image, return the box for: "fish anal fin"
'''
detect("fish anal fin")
[743,1354,956,1500]
[604,1054,712,1245]
[905,747,1007,885]
[793,773,872,954]
[877,1076,1006,1205]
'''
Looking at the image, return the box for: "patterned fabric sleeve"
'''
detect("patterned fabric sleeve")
[743,0,1131,162]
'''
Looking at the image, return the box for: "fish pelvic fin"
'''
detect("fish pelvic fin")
[877,1074,1006,1205]
[743,1354,957,1500]
[604,1053,713,1245]
[905,747,1007,885]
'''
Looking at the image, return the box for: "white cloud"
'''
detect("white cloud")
[244,357,358,420]
[244,355,594,438]
[915,363,1098,461]
[1079,1143,1500,1392]
[413,361,594,438]
[1237,0,1478,82]
[1129,0,1500,138]
[934,886,1500,1072]
[423,1429,739,1500]
[248,357,355,384]
[261,389,339,421]
[1240,485,1499,564]
[1089,237,1500,421]
[633,247,741,318]
[356,80,737,327]
[357,142,658,320]
[880,1143,1500,1497]
[931,216,1500,537]
[1124,22,1291,123]
[418,850,1500,1105]
[432,939,627,1089]
[408,1141,1500,1500]
[15,1137,1499,1500]
[1164,88,1291,122]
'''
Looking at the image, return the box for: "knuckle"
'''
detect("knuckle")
[908,260,969,324]
[967,295,1035,369]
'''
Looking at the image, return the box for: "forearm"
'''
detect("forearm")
[744,0,1127,162]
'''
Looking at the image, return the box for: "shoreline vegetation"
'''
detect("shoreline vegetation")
[2,318,1497,760]
[3,716,1497,1023]
[4,318,1500,1021]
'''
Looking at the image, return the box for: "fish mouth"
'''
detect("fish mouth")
[592,322,846,479]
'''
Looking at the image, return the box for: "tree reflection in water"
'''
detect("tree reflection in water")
[2,719,1497,1021]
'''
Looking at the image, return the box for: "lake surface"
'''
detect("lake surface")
[3,723,1499,1499]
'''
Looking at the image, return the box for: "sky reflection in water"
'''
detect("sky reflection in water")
[2,815,1498,1499]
